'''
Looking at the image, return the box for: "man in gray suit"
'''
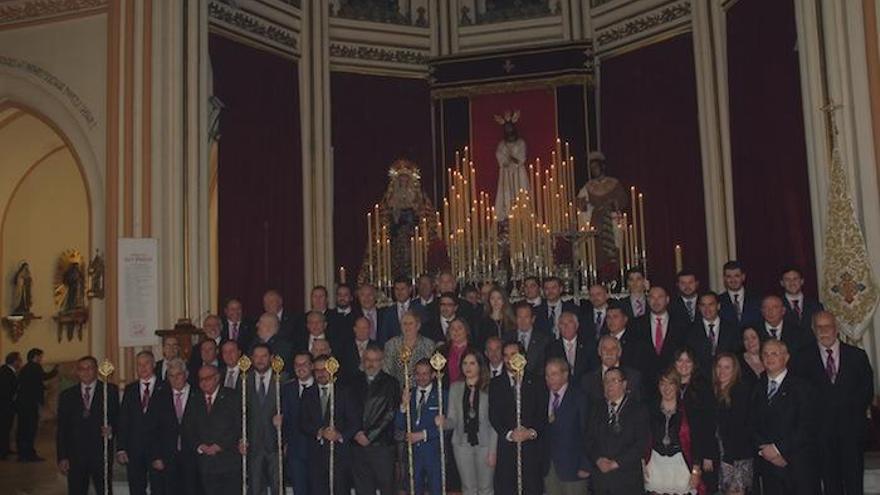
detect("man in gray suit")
[241,343,286,495]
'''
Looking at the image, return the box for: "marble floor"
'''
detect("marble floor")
[0,422,67,495]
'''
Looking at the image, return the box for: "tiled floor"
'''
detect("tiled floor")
[0,422,67,495]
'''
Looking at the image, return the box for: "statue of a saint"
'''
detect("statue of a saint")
[87,250,105,299]
[11,261,32,316]
[576,152,628,276]
[493,110,529,221]
[53,249,86,313]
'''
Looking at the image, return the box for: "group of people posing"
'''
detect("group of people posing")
[13,260,873,495]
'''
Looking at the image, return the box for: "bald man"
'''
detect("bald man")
[758,295,812,354]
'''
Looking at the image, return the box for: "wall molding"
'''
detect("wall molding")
[594,1,691,51]
[0,0,107,28]
[207,0,299,56]
[0,56,98,130]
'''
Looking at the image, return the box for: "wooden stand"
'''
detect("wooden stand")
[155,318,203,361]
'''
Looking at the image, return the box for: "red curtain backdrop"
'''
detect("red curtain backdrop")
[210,34,303,315]
[470,89,558,201]
[330,73,433,281]
[727,0,817,295]
[599,33,709,289]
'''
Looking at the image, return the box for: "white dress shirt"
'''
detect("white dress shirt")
[764,321,784,340]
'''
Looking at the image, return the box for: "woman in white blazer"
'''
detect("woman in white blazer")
[437,348,497,494]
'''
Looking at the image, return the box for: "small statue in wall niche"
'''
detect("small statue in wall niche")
[87,249,105,300]
[11,261,33,316]
[53,249,88,342]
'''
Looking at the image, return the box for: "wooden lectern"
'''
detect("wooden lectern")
[155,318,204,361]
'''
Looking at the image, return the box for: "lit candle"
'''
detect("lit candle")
[638,193,646,264]
[629,187,638,259]
[367,212,373,282]
[410,236,416,283]
[339,266,346,284]
[675,244,683,273]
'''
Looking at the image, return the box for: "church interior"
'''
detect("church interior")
[2,0,880,493]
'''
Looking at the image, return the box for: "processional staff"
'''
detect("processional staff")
[326,356,341,495]
[400,346,416,495]
[271,355,285,495]
[508,352,528,495]
[238,355,252,495]
[98,359,115,495]
[430,352,448,495]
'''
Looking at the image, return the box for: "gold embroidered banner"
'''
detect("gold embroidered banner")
[821,143,879,342]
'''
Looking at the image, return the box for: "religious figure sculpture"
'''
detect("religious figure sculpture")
[54,249,86,313]
[11,261,32,316]
[358,159,440,285]
[493,110,530,221]
[87,249,105,299]
[576,152,628,277]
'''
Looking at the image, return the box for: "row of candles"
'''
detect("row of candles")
[616,185,648,282]
[366,206,393,289]
[443,148,499,281]
[527,139,579,234]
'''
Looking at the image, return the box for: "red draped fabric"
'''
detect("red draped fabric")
[470,89,558,200]
[210,35,303,314]
[330,73,433,281]
[599,33,709,289]
[727,0,817,294]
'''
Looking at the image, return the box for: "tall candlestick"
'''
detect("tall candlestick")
[629,187,638,261]
[638,193,646,270]
[367,212,374,282]
[675,244,683,273]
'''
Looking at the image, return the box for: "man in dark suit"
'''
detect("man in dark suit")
[263,289,296,341]
[242,344,285,495]
[423,292,461,343]
[793,311,873,495]
[182,364,242,495]
[545,311,597,387]
[605,307,656,391]
[219,340,243,390]
[155,336,181,382]
[56,356,119,495]
[352,283,384,345]
[188,339,223,386]
[0,352,21,459]
[582,335,643,405]
[300,353,361,495]
[759,295,812,354]
[251,313,294,373]
[503,301,550,376]
[580,284,613,342]
[117,350,164,495]
[521,275,544,307]
[150,358,200,495]
[379,277,413,346]
[280,351,315,495]
[541,357,591,494]
[719,260,762,328]
[410,274,438,322]
[534,276,579,338]
[351,344,399,495]
[189,314,225,371]
[294,310,338,357]
[489,341,548,495]
[619,267,648,321]
[395,358,445,494]
[16,347,58,461]
[333,283,356,333]
[669,270,701,324]
[585,367,649,495]
[436,270,476,326]
[687,291,742,373]
[338,316,375,386]
[301,286,348,346]
[779,267,824,332]
[221,297,255,352]
[750,338,819,494]
[634,286,689,372]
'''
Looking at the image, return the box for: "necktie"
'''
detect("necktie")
[205,394,214,414]
[492,368,500,377]
[685,300,695,321]
[519,332,529,350]
[733,294,742,321]
[174,391,184,422]
[299,383,306,398]
[141,382,151,412]
[826,348,837,383]
[565,341,576,369]
[225,369,236,388]
[320,386,329,418]
[82,386,92,418]
[551,391,561,421]
[793,300,802,320]
[417,389,427,421]
[708,323,717,354]
[595,311,603,327]
[367,311,377,340]
[607,401,617,422]
[653,317,664,354]
[549,305,558,336]
[230,321,239,341]
[769,327,779,339]
[398,304,405,323]
[767,380,778,401]
[258,375,267,401]
[635,298,644,317]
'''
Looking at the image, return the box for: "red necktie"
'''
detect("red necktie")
[82,386,92,418]
[793,300,802,319]
[653,317,664,354]
[205,394,213,414]
[141,382,151,412]
[826,348,837,383]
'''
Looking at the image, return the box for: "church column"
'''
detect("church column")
[690,0,734,289]
[794,0,880,373]
[300,0,335,304]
